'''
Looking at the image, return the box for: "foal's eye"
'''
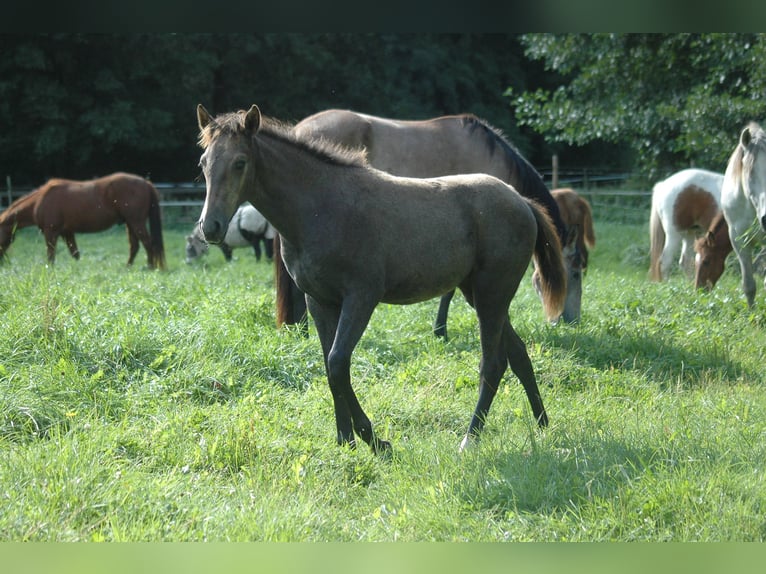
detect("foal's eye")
[233,159,247,171]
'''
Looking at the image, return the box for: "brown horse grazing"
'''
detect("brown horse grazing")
[196,104,566,455]
[693,212,733,290]
[274,108,574,338]
[0,172,166,269]
[534,188,596,322]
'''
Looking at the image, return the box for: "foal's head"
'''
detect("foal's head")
[197,104,262,244]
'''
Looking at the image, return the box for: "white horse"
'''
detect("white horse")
[720,121,766,306]
[649,168,725,281]
[185,202,275,263]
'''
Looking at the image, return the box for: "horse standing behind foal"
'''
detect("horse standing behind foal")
[274,108,578,336]
[196,104,566,455]
[0,172,166,269]
[649,168,724,281]
[719,121,766,306]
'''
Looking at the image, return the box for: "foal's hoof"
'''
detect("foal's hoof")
[372,439,393,459]
[459,433,477,453]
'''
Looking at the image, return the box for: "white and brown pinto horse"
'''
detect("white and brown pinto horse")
[649,168,724,281]
[719,122,766,306]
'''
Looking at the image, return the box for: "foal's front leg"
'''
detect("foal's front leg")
[306,294,391,455]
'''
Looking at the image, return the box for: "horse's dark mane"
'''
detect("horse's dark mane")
[459,114,566,240]
[200,109,368,168]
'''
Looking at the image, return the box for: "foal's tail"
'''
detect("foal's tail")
[648,201,664,281]
[527,199,567,322]
[148,185,167,270]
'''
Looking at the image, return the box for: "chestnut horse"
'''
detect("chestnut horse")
[196,104,566,455]
[649,168,724,281]
[274,109,576,338]
[720,122,766,306]
[0,172,166,269]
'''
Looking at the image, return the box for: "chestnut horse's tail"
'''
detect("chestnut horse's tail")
[274,234,308,334]
[527,198,567,322]
[648,202,664,281]
[148,184,167,270]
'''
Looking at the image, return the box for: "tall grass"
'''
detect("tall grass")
[1,214,765,541]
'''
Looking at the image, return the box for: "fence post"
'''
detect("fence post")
[551,154,558,189]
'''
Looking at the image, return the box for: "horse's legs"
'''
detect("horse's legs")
[126,226,140,265]
[63,232,80,260]
[219,244,233,261]
[502,320,548,427]
[306,293,390,455]
[730,232,757,306]
[263,237,274,260]
[433,290,455,339]
[660,231,681,280]
[679,236,696,278]
[42,228,58,264]
[251,241,262,261]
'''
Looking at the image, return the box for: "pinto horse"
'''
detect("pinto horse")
[720,122,766,306]
[186,202,275,263]
[649,168,724,281]
[273,109,576,338]
[0,172,166,269]
[196,104,566,455]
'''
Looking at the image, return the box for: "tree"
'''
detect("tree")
[509,33,766,182]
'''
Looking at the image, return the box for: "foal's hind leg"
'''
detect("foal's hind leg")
[127,222,155,268]
[502,320,548,428]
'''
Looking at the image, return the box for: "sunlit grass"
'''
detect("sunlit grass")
[1,218,766,541]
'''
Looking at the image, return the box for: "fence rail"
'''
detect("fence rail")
[3,175,653,226]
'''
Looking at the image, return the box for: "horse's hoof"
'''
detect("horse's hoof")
[459,434,476,452]
[372,439,393,459]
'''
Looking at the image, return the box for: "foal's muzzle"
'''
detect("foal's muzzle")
[201,218,226,245]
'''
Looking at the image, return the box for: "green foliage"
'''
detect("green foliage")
[511,33,766,182]
[1,213,766,541]
[0,34,532,186]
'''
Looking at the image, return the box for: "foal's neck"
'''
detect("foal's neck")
[249,133,357,246]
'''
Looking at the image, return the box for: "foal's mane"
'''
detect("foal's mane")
[199,109,369,168]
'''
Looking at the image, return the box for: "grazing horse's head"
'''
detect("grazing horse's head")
[739,123,766,233]
[184,226,210,263]
[533,224,583,324]
[197,104,261,244]
[694,211,732,291]
[0,221,15,260]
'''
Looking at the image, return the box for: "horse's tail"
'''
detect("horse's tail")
[148,184,167,270]
[649,199,664,281]
[274,234,308,332]
[527,198,567,322]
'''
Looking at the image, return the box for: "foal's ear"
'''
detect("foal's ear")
[197,104,213,130]
[245,105,262,134]
[741,125,753,148]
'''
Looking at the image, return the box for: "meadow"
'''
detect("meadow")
[1,205,766,542]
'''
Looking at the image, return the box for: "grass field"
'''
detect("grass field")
[1,211,766,541]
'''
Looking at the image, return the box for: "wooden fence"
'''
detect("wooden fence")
[3,170,653,227]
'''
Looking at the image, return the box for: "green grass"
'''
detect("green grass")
[1,216,766,541]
